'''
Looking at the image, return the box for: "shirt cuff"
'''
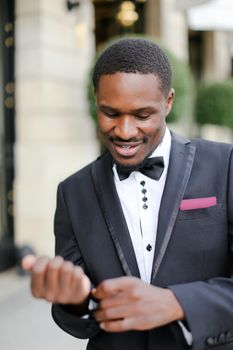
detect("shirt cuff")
[178,321,193,346]
[81,298,98,319]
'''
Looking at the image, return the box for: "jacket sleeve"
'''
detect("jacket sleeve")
[51,183,100,339]
[169,150,233,350]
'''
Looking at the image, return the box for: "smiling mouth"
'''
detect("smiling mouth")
[114,142,142,150]
[112,141,143,157]
[121,145,131,149]
[114,140,143,147]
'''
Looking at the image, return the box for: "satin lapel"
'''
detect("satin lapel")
[151,133,196,282]
[91,152,140,278]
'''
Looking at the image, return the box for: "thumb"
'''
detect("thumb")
[21,254,37,272]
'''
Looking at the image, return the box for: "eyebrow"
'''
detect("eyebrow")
[98,105,118,111]
[98,104,155,113]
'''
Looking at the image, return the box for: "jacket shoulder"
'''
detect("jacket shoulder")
[191,137,233,150]
[190,138,233,159]
[59,153,109,188]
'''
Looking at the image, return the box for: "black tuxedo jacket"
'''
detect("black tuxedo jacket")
[52,133,233,350]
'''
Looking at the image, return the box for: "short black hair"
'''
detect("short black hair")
[92,38,172,96]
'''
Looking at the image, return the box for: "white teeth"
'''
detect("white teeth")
[121,145,130,149]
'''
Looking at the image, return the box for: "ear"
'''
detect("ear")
[165,88,175,117]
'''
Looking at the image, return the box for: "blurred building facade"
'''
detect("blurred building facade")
[0,0,233,269]
[14,0,98,256]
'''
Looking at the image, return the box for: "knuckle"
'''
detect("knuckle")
[31,289,42,299]
[62,261,73,271]
[75,265,83,272]
[31,269,42,278]
[118,320,128,331]
[102,309,112,319]
[37,255,50,264]
[130,288,140,299]
[32,263,46,275]
[48,258,63,272]
[44,291,56,302]
[100,280,109,293]
[74,266,84,277]
[54,256,65,267]
[31,257,50,275]
[73,271,83,282]
[54,255,64,263]
[57,295,69,304]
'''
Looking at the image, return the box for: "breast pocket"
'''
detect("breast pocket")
[176,203,226,221]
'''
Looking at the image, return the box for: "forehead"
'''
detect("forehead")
[96,72,164,106]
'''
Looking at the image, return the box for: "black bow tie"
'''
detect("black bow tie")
[116,156,164,181]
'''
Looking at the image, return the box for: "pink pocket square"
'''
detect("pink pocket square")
[180,196,217,211]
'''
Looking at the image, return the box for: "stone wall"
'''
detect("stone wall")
[15,0,98,255]
[145,0,188,61]
[202,31,232,81]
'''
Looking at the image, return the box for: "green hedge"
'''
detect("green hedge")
[87,35,194,125]
[195,81,233,129]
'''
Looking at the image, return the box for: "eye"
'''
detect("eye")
[104,111,119,118]
[135,114,151,120]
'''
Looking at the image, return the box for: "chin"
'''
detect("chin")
[114,157,145,169]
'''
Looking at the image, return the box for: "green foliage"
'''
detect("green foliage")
[87,35,194,124]
[195,81,233,129]
[164,49,194,123]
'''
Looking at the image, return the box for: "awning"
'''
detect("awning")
[187,0,233,31]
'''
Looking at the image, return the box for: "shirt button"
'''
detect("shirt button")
[146,244,152,252]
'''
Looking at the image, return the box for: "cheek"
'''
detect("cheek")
[142,120,162,136]
[98,116,112,133]
[143,119,165,142]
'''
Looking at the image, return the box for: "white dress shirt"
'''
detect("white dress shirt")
[112,127,193,346]
[113,127,171,283]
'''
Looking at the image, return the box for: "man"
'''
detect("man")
[23,38,233,350]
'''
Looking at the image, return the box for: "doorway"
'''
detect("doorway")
[0,0,16,271]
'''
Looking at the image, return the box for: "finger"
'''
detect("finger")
[57,261,81,303]
[100,316,154,332]
[59,261,75,296]
[100,317,134,333]
[94,304,132,322]
[31,256,51,298]
[79,275,91,296]
[44,256,64,301]
[93,277,137,299]
[21,255,36,272]
[72,267,91,303]
[99,291,126,309]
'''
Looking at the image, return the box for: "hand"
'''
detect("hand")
[92,276,184,332]
[22,255,91,305]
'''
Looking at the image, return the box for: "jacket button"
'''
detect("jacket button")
[218,333,226,343]
[206,337,217,346]
[226,331,232,339]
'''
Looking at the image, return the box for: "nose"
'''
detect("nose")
[114,115,138,140]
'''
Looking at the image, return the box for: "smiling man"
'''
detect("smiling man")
[96,72,173,167]
[23,39,233,350]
